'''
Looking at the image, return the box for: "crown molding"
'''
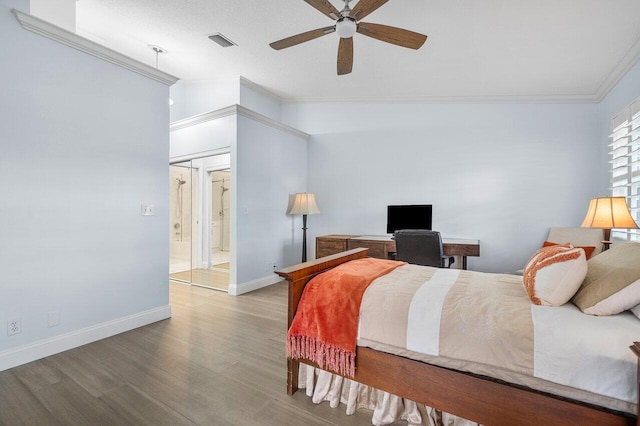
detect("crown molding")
[239,76,283,102]
[170,105,309,139]
[279,93,600,104]
[593,36,640,102]
[12,9,179,86]
[236,105,309,138]
[170,105,237,132]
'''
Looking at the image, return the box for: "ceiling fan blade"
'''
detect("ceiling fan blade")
[337,37,354,75]
[357,22,427,49]
[270,26,336,50]
[304,0,342,20]
[350,0,389,20]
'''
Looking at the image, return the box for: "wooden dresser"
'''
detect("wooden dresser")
[316,235,397,259]
[315,235,360,258]
[316,234,480,270]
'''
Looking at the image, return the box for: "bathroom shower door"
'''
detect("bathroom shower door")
[211,169,231,258]
[169,161,193,283]
[169,153,231,292]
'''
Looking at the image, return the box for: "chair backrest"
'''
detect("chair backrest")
[394,229,444,267]
[546,227,604,256]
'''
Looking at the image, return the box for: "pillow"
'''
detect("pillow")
[523,244,587,306]
[572,242,640,315]
[543,240,596,260]
[630,304,640,320]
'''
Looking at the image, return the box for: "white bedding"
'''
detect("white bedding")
[356,264,640,413]
[532,303,639,404]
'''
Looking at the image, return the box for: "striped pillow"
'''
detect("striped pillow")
[523,244,587,306]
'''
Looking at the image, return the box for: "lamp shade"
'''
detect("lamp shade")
[581,197,638,229]
[288,193,320,215]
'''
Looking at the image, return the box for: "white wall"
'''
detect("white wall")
[239,80,282,122]
[170,79,240,123]
[235,115,307,289]
[170,77,283,123]
[170,116,237,158]
[282,102,601,273]
[0,1,170,367]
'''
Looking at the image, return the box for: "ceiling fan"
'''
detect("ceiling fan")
[269,0,427,75]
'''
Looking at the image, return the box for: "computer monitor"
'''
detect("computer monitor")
[386,204,432,234]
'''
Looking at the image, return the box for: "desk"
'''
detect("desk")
[316,234,480,270]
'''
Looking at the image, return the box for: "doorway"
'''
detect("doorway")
[169,153,231,292]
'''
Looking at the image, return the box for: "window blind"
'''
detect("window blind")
[609,97,640,241]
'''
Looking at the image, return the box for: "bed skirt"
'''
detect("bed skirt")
[298,364,479,426]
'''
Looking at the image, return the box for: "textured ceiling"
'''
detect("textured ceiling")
[75,0,640,101]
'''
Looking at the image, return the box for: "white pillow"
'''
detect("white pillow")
[584,279,640,316]
[630,303,640,319]
[523,245,587,307]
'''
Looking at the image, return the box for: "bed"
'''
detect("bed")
[275,248,640,426]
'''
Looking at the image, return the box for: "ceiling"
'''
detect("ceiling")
[75,0,640,102]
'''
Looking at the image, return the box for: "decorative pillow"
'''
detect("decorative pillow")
[572,242,640,316]
[543,241,596,260]
[523,244,587,306]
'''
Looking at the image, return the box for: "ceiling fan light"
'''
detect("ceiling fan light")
[336,18,357,39]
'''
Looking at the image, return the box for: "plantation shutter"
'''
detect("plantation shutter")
[609,97,640,241]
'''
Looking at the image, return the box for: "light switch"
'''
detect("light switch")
[141,204,155,216]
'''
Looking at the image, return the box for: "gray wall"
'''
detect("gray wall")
[0,0,170,361]
[281,102,603,273]
[236,115,308,284]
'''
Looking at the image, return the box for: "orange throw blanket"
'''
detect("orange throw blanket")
[286,258,406,378]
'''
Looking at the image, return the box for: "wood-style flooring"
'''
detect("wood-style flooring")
[0,282,388,425]
[214,263,230,270]
[170,268,229,291]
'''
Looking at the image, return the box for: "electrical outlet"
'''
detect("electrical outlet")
[141,204,154,216]
[7,318,21,336]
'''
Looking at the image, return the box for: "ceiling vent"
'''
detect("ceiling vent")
[208,33,237,47]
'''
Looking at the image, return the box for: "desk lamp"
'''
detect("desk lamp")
[288,193,320,262]
[581,197,638,251]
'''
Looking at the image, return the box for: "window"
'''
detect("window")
[609,97,640,241]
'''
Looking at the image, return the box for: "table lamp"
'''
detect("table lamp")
[581,196,638,251]
[288,193,320,262]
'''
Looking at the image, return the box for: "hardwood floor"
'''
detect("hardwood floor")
[170,268,230,291]
[0,282,387,425]
[214,262,230,270]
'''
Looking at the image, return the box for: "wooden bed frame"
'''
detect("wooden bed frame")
[275,248,638,426]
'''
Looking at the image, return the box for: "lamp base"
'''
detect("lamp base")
[602,228,612,251]
[301,214,308,263]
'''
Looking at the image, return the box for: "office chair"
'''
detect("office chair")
[394,230,455,268]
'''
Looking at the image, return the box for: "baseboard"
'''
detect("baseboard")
[0,305,171,372]
[228,274,281,296]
